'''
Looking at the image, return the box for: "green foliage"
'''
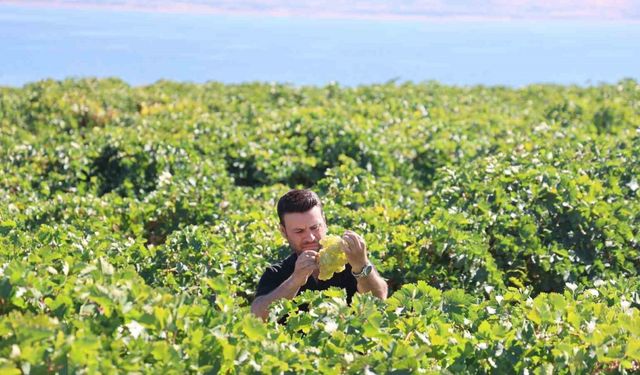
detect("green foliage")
[1,78,639,372]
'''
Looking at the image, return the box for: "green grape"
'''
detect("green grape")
[318,235,348,280]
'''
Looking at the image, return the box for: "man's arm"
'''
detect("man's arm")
[251,250,318,321]
[353,264,388,299]
[251,275,304,321]
[342,230,388,300]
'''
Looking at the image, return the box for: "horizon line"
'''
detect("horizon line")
[1,1,639,23]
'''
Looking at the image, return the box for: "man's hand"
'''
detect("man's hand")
[342,230,369,273]
[291,250,318,287]
[252,250,319,321]
[342,230,388,300]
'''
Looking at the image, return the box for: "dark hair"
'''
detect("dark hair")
[277,189,323,225]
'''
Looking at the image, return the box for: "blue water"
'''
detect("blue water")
[1,4,639,87]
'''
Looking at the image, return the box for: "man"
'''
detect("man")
[251,189,388,321]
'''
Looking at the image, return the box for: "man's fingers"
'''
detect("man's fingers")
[298,251,318,263]
[305,258,318,267]
[342,233,356,250]
[344,230,364,243]
[297,256,319,269]
[343,232,365,252]
[297,259,315,268]
[299,264,316,273]
[295,262,317,279]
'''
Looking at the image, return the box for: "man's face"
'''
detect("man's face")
[279,205,327,256]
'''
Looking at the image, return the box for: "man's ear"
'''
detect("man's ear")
[278,223,287,237]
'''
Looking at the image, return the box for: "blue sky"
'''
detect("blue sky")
[1,1,638,86]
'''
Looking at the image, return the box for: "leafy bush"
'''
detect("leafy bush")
[1,78,639,373]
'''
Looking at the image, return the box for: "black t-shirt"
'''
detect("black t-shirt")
[255,252,358,304]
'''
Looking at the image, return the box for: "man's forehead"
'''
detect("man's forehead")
[282,206,324,228]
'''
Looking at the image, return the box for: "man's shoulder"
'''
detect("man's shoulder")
[264,252,297,274]
[255,252,297,298]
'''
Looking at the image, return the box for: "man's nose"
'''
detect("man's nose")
[304,231,316,242]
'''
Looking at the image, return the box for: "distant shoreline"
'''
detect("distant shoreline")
[1,0,639,23]
[2,77,637,91]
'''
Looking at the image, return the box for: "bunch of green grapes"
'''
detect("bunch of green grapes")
[318,235,348,280]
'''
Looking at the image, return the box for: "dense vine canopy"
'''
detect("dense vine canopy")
[0,78,639,373]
